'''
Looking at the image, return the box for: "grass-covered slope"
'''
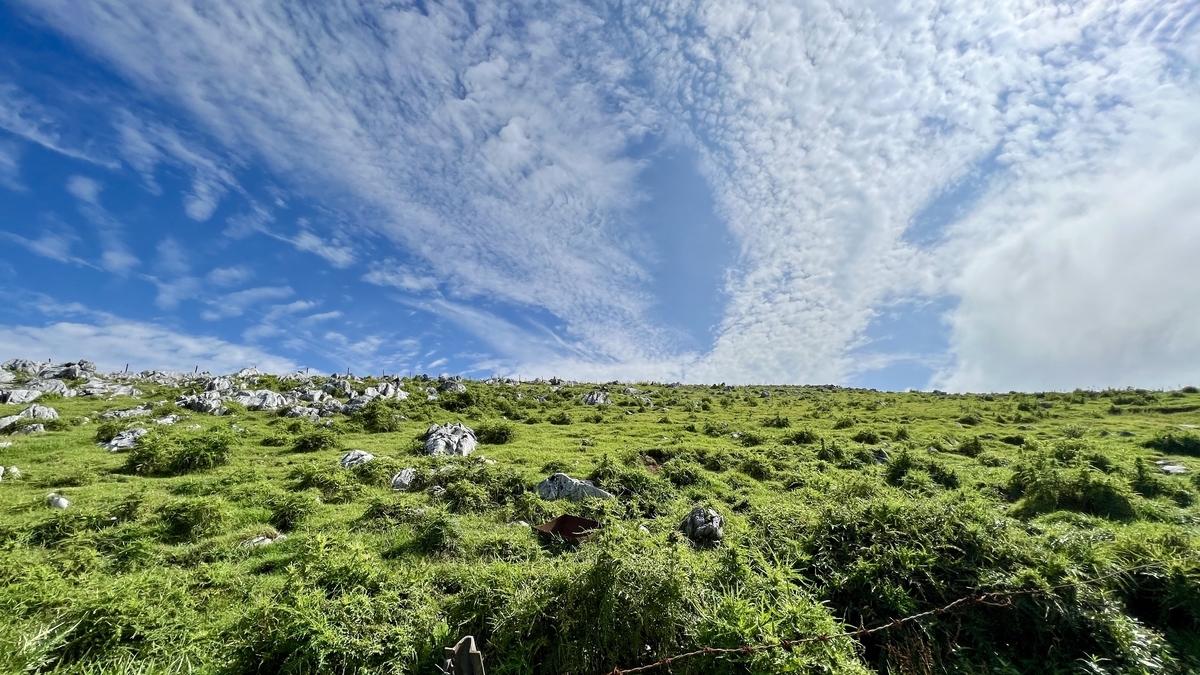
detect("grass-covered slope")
[2,378,1200,674]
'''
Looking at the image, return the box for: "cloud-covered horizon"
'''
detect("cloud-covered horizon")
[1,0,1198,390]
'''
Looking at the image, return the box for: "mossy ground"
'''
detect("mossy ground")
[2,380,1199,674]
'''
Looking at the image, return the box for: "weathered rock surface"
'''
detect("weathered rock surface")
[46,493,69,509]
[534,473,614,501]
[206,377,236,393]
[26,379,70,395]
[391,468,417,491]
[424,423,477,456]
[1,390,42,405]
[340,449,375,469]
[583,390,611,406]
[232,390,289,411]
[102,428,148,452]
[0,466,19,482]
[243,533,287,548]
[178,391,226,414]
[20,404,59,420]
[101,406,152,420]
[0,416,18,432]
[680,506,724,545]
[16,424,45,435]
[284,405,321,421]
[3,359,40,374]
[439,378,467,394]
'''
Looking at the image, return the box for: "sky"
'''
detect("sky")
[1,0,1198,392]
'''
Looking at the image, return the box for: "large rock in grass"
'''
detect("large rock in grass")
[0,415,20,432]
[101,406,152,419]
[232,390,289,411]
[424,423,477,456]
[583,390,611,406]
[0,390,42,405]
[102,428,148,452]
[680,506,724,545]
[26,379,69,395]
[17,424,45,435]
[438,378,467,394]
[177,391,225,414]
[0,370,14,384]
[535,473,614,501]
[284,405,321,422]
[391,468,416,491]
[20,404,59,420]
[46,493,69,509]
[340,449,375,469]
[3,359,41,375]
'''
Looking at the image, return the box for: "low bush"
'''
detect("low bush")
[548,411,573,426]
[291,428,339,453]
[476,420,514,444]
[268,491,317,531]
[851,429,881,444]
[157,497,226,541]
[124,427,236,476]
[762,414,790,429]
[1143,433,1200,456]
[1008,460,1134,520]
[783,429,818,445]
[94,420,125,444]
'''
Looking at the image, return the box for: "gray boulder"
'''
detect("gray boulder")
[391,468,417,491]
[340,450,375,469]
[101,406,152,419]
[46,493,70,509]
[0,466,19,482]
[20,404,59,420]
[243,533,287,548]
[1,390,42,405]
[534,473,615,501]
[177,391,225,414]
[0,415,22,432]
[16,424,45,435]
[680,506,724,545]
[102,428,148,452]
[153,415,181,425]
[284,406,321,422]
[232,390,289,411]
[0,370,14,384]
[424,423,477,456]
[324,379,356,398]
[206,376,236,393]
[3,359,40,374]
[439,379,467,394]
[294,388,327,403]
[583,390,611,406]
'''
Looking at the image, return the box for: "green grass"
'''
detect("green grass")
[1,381,1199,673]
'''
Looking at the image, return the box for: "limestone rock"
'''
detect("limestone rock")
[101,406,152,419]
[534,473,614,501]
[102,428,148,452]
[424,423,477,456]
[46,493,69,509]
[3,359,41,375]
[340,449,375,469]
[177,391,225,414]
[0,415,21,432]
[0,390,42,405]
[243,533,287,548]
[439,378,467,394]
[153,415,181,425]
[232,390,289,411]
[284,405,321,422]
[391,468,417,491]
[583,390,611,406]
[680,506,724,545]
[206,377,236,393]
[0,370,13,384]
[20,404,58,421]
[324,379,356,398]
[17,424,45,435]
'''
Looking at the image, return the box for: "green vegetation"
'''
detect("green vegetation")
[1,381,1199,674]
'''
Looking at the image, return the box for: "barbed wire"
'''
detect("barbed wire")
[605,564,1160,675]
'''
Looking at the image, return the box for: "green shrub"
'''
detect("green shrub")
[268,492,317,531]
[762,414,790,429]
[352,398,405,433]
[157,497,226,541]
[885,450,958,490]
[783,429,818,445]
[1143,433,1200,456]
[548,411,572,425]
[289,464,364,504]
[291,428,339,453]
[660,458,704,487]
[443,480,490,513]
[851,429,881,444]
[124,427,235,476]
[411,510,461,555]
[739,457,774,481]
[476,420,514,444]
[94,420,124,444]
[738,431,766,447]
[1008,460,1134,520]
[832,417,856,430]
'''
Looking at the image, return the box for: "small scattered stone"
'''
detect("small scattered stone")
[243,533,287,547]
[535,473,614,501]
[46,493,70,509]
[391,468,417,491]
[153,415,180,425]
[101,406,151,420]
[429,485,447,498]
[102,428,148,452]
[339,450,375,469]
[680,506,724,545]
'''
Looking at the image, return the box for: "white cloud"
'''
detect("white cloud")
[0,318,295,374]
[0,83,119,167]
[290,230,355,268]
[0,140,22,191]
[201,285,295,320]
[1,228,90,266]
[66,175,101,203]
[206,265,254,287]
[362,259,438,293]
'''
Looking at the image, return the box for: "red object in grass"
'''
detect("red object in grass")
[533,514,600,541]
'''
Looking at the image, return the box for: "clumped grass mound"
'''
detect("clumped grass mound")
[1,378,1199,674]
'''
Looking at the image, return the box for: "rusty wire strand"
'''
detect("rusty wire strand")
[605,564,1160,675]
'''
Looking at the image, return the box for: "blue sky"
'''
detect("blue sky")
[2,0,1199,391]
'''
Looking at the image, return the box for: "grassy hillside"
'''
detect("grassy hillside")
[2,377,1199,674]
